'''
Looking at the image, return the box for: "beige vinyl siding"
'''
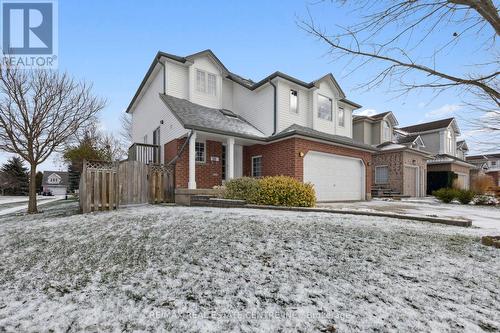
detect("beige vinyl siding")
[276,79,311,132]
[166,61,188,99]
[232,83,274,136]
[132,68,187,162]
[221,78,233,110]
[419,132,440,155]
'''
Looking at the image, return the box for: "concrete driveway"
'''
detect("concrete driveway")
[318,197,500,235]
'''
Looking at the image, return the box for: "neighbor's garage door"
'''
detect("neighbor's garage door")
[304,151,365,201]
[49,187,66,195]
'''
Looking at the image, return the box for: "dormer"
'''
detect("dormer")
[353,111,398,146]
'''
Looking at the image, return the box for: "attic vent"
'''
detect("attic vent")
[220,109,238,118]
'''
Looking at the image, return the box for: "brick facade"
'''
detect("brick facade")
[165,138,223,189]
[166,136,373,198]
[373,151,403,192]
[243,138,373,197]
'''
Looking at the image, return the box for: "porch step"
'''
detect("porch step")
[190,195,246,208]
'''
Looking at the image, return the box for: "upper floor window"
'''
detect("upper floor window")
[195,142,205,163]
[290,90,298,113]
[143,134,148,144]
[382,121,391,141]
[48,175,60,184]
[318,95,332,121]
[196,69,217,96]
[492,161,497,166]
[338,107,345,127]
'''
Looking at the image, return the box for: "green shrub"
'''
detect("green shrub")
[224,177,260,201]
[252,176,316,207]
[223,176,316,207]
[456,189,475,204]
[433,188,459,203]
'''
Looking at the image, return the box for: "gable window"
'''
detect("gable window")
[338,107,345,127]
[252,156,262,177]
[195,142,205,163]
[382,121,391,141]
[375,166,389,184]
[318,95,332,121]
[196,69,217,96]
[207,73,217,96]
[48,175,60,184]
[290,89,298,113]
[196,70,206,93]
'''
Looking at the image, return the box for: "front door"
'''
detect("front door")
[404,166,418,197]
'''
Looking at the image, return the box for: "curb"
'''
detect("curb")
[242,205,472,227]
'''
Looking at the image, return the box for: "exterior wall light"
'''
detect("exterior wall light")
[299,152,305,157]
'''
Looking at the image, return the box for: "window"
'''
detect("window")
[318,95,332,121]
[382,121,391,141]
[375,166,389,184]
[196,70,206,93]
[143,134,148,144]
[290,89,298,113]
[338,107,345,127]
[492,161,497,166]
[252,156,262,177]
[195,142,205,163]
[153,127,160,163]
[196,69,217,96]
[207,73,217,96]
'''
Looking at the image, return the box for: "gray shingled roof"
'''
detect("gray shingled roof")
[42,171,69,186]
[160,94,266,139]
[396,134,420,144]
[275,124,376,151]
[399,118,455,133]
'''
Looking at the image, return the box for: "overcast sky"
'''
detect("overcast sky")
[0,0,495,171]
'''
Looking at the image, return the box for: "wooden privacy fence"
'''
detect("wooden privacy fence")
[79,160,174,213]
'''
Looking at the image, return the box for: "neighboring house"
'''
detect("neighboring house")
[353,112,432,197]
[126,49,376,201]
[398,118,474,192]
[466,153,500,186]
[42,171,68,195]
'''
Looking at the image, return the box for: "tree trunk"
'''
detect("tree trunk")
[28,164,38,214]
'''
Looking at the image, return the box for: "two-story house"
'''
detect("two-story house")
[126,50,376,202]
[466,153,500,186]
[398,118,474,192]
[353,112,432,197]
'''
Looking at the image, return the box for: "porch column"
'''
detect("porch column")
[226,137,235,181]
[188,132,197,189]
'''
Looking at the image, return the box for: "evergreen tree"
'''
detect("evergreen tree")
[35,171,43,193]
[0,157,29,195]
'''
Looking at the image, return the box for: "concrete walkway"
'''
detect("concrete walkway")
[318,197,500,235]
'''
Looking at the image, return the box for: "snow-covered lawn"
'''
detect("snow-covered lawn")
[0,195,65,216]
[0,205,498,332]
[319,197,500,235]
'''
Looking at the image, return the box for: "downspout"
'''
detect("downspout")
[166,130,194,166]
[269,79,277,135]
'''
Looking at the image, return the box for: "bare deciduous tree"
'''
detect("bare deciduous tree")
[0,67,105,213]
[299,0,499,143]
[120,113,132,146]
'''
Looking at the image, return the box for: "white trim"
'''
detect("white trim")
[195,140,206,163]
[374,165,389,185]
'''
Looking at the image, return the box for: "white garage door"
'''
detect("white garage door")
[49,187,66,195]
[304,151,365,201]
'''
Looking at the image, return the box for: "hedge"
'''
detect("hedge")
[223,176,316,207]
